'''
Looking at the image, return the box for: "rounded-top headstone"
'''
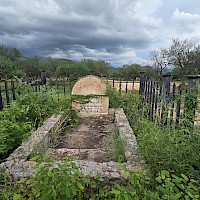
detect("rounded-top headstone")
[72,75,106,95]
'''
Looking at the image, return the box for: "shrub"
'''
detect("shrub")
[0,82,72,161]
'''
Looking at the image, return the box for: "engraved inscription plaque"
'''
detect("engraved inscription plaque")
[72,75,109,116]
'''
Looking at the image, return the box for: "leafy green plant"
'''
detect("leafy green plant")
[0,120,31,161]
[0,81,72,161]
[0,168,18,200]
[15,156,106,200]
[15,82,62,128]
[1,156,199,199]
[156,170,199,199]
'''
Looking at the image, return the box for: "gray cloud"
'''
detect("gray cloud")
[0,0,200,67]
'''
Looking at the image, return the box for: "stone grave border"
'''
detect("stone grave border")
[0,114,63,180]
[1,109,143,180]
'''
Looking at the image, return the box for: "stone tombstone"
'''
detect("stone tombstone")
[72,75,109,116]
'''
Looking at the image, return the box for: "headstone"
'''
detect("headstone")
[72,75,109,116]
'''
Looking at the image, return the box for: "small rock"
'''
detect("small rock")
[22,161,37,168]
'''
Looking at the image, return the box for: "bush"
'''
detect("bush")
[0,82,72,161]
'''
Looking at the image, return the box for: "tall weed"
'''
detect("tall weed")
[0,83,72,161]
[108,87,200,182]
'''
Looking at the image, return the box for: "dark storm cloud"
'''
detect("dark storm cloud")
[0,0,200,66]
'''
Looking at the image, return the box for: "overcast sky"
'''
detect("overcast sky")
[0,0,200,67]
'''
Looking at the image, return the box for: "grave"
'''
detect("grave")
[1,75,143,180]
[72,75,109,116]
[46,76,141,164]
[52,75,113,162]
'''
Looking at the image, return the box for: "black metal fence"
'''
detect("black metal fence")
[109,78,136,94]
[139,73,200,128]
[0,72,77,111]
[1,72,199,129]
[0,73,136,111]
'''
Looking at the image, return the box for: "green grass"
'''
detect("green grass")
[109,128,126,163]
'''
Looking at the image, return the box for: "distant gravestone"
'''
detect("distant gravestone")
[72,75,109,116]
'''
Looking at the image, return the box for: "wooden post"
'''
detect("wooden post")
[119,78,122,95]
[5,80,10,105]
[125,80,128,93]
[0,86,3,110]
[187,75,200,92]
[170,83,176,128]
[185,75,200,127]
[112,77,115,88]
[162,74,171,104]
[63,78,66,96]
[175,85,182,128]
[132,78,135,90]
[161,74,171,126]
[150,81,155,121]
[41,71,46,85]
[154,82,159,118]
[139,72,145,95]
[158,83,162,117]
[11,79,16,101]
[69,78,72,94]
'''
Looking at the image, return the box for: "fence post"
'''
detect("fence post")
[162,74,171,104]
[0,86,3,110]
[170,83,176,128]
[11,79,16,100]
[132,77,135,90]
[5,80,10,105]
[69,78,72,94]
[125,80,128,93]
[175,85,182,128]
[139,72,145,95]
[112,77,115,88]
[185,75,200,127]
[161,74,171,126]
[41,71,46,85]
[119,78,122,95]
[187,75,200,92]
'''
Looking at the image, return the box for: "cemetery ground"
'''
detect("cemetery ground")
[0,77,200,199]
[47,114,115,162]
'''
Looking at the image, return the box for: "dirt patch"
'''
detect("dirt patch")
[47,111,115,162]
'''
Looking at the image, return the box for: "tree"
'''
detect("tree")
[0,45,21,62]
[150,38,200,79]
[17,57,41,77]
[168,38,200,75]
[108,67,123,78]
[41,57,59,77]
[0,55,14,78]
[143,65,160,80]
[0,45,23,78]
[120,64,142,80]
[150,48,170,75]
[81,59,110,77]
